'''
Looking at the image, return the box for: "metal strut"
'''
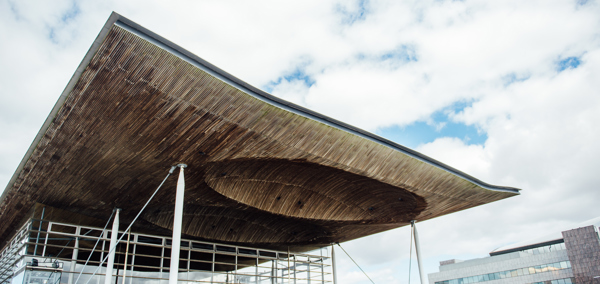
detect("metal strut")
[411,220,427,284]
[169,164,187,284]
[80,166,177,284]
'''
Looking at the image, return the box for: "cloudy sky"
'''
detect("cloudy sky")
[2,0,600,283]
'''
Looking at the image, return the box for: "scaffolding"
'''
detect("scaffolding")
[0,218,332,284]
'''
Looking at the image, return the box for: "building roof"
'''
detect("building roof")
[491,216,600,255]
[0,12,520,251]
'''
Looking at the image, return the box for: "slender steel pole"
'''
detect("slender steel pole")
[331,244,338,284]
[68,227,80,284]
[122,229,131,284]
[34,206,45,256]
[105,209,121,284]
[411,220,427,284]
[169,164,187,284]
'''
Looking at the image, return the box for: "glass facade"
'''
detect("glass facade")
[0,219,333,284]
[519,243,566,255]
[529,277,575,284]
[434,261,571,284]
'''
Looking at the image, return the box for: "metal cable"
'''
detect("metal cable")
[80,166,176,284]
[52,228,99,261]
[337,243,375,284]
[73,210,115,284]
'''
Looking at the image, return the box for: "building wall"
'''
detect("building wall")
[429,250,573,284]
[562,225,600,284]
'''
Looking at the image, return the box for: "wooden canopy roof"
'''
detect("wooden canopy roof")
[0,13,519,252]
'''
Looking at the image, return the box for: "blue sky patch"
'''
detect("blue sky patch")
[375,103,486,149]
[577,0,591,5]
[502,72,530,86]
[61,2,81,23]
[376,120,487,149]
[337,0,369,25]
[557,56,581,71]
[381,45,418,62]
[264,67,315,93]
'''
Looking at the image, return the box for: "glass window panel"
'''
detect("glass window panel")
[510,270,517,277]
[529,267,535,274]
[523,267,529,275]
[566,261,571,268]
[560,261,567,269]
[494,273,500,279]
[558,279,565,284]
[551,280,558,284]
[565,278,572,284]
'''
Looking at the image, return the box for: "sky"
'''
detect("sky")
[1,0,600,283]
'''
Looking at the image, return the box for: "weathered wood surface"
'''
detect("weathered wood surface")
[0,25,518,252]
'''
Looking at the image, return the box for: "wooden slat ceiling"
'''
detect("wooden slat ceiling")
[0,17,519,252]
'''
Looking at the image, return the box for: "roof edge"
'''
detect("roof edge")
[1,12,519,207]
[0,12,121,204]
[114,13,520,195]
[489,238,564,256]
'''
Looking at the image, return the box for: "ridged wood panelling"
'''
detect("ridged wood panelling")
[0,25,517,252]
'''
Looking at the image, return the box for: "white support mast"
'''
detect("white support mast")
[105,208,120,284]
[331,244,338,284]
[169,164,187,284]
[411,220,427,284]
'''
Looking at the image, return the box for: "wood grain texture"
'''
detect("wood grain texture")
[0,25,518,252]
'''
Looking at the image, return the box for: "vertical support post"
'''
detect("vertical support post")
[255,256,259,284]
[130,234,137,284]
[34,206,45,256]
[42,223,52,257]
[211,245,215,284]
[105,209,120,284]
[331,244,337,284]
[307,257,311,284]
[122,229,131,284]
[320,249,325,284]
[271,259,276,284]
[293,255,297,284]
[68,227,80,284]
[411,220,427,284]
[169,164,187,284]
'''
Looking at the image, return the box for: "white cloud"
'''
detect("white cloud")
[2,0,600,283]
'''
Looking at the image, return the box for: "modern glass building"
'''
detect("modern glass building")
[429,218,600,284]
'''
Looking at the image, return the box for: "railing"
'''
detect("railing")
[1,218,333,284]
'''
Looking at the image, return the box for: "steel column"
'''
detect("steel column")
[331,244,337,284]
[411,220,427,284]
[105,208,121,284]
[169,164,187,284]
[68,227,80,284]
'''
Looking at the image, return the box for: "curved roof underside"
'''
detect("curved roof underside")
[0,13,519,251]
